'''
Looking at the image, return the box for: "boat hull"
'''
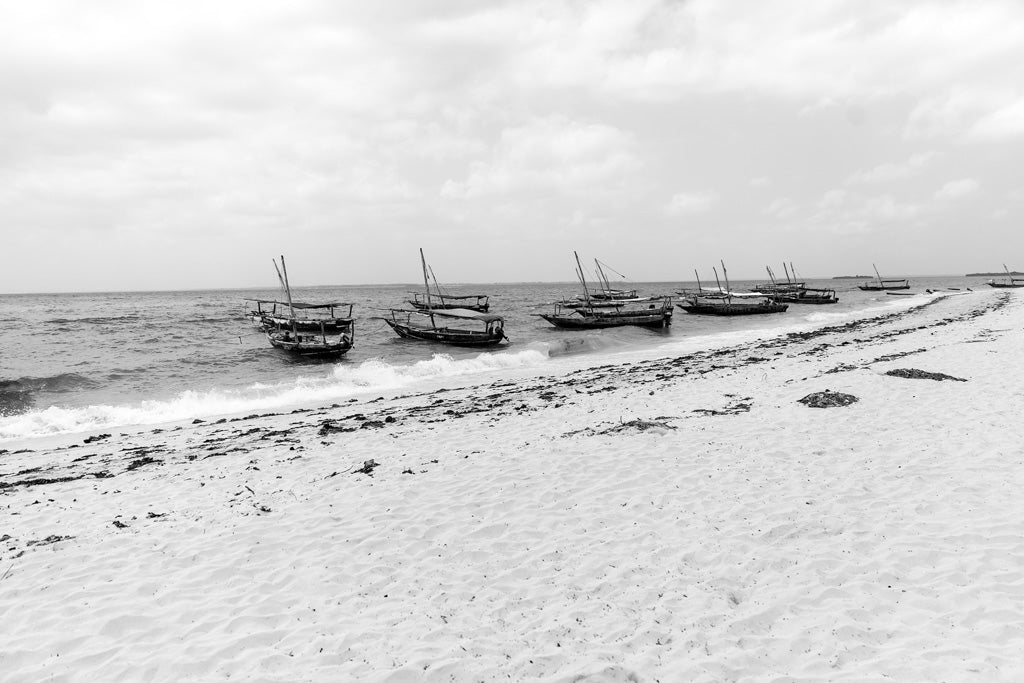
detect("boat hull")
[408,301,489,312]
[858,284,910,291]
[775,294,838,304]
[539,311,672,329]
[987,282,1024,288]
[677,302,788,316]
[267,333,352,357]
[384,319,506,346]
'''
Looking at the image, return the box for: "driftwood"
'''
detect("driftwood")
[353,459,379,475]
[884,368,967,382]
[798,390,859,408]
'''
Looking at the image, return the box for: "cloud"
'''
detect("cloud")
[935,178,980,200]
[440,117,639,199]
[846,153,935,184]
[763,197,797,218]
[665,191,718,215]
[3,0,1024,291]
[807,188,922,235]
[968,98,1024,140]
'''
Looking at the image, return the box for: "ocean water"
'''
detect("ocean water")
[0,276,983,441]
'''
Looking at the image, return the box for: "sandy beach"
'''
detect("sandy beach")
[2,289,1023,681]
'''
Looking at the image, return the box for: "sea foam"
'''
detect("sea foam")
[0,348,550,441]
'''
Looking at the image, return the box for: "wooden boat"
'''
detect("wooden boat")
[539,301,674,329]
[678,297,788,315]
[858,264,910,291]
[774,287,838,304]
[752,263,838,304]
[384,308,507,346]
[258,256,354,357]
[678,263,788,316]
[986,265,1024,288]
[538,252,672,329]
[405,252,489,311]
[385,248,507,346]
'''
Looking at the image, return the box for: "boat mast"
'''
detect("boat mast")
[713,267,723,297]
[273,257,295,318]
[574,251,592,305]
[1004,263,1013,282]
[428,265,445,308]
[595,259,611,293]
[873,263,883,287]
[277,255,298,338]
[783,262,792,284]
[419,248,435,326]
[694,269,702,294]
[720,260,732,304]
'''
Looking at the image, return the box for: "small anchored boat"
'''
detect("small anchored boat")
[986,265,1024,288]
[678,263,788,316]
[384,248,507,346]
[256,256,354,357]
[858,264,910,291]
[384,307,507,346]
[538,252,673,329]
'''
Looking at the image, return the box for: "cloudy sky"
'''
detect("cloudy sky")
[3,0,1024,293]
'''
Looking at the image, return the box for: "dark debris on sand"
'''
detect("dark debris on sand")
[564,417,678,437]
[885,368,967,382]
[798,390,859,408]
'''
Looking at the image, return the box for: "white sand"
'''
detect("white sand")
[2,290,1024,681]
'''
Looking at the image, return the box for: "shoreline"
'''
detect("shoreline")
[0,293,932,447]
[2,290,1022,680]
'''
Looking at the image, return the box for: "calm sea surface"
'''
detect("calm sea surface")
[0,276,983,441]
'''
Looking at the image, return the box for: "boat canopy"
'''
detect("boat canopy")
[682,289,766,299]
[245,299,352,309]
[397,307,504,323]
[407,292,486,300]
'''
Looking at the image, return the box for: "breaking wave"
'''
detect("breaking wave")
[0,348,551,441]
[0,374,101,418]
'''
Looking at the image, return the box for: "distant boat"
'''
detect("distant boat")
[408,292,489,312]
[678,262,788,316]
[858,264,910,291]
[588,259,639,301]
[538,252,673,329]
[751,263,838,304]
[406,252,489,311]
[256,256,354,357]
[987,264,1024,288]
[385,249,507,346]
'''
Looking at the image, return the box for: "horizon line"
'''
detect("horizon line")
[0,273,985,296]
